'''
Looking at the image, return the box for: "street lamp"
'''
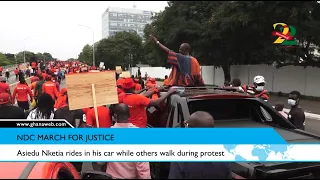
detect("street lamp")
[78,24,95,67]
[23,36,33,63]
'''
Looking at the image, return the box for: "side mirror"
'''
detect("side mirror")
[81,171,113,179]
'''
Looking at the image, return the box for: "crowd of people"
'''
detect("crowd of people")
[0,34,307,178]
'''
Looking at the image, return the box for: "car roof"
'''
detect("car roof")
[166,86,254,99]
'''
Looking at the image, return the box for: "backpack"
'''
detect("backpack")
[35,80,45,97]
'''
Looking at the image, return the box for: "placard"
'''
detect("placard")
[116,66,122,74]
[18,64,27,71]
[99,62,104,68]
[119,71,131,78]
[66,71,118,110]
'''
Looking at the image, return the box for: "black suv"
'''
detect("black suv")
[147,87,320,179]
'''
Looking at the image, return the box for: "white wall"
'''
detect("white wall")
[130,65,320,97]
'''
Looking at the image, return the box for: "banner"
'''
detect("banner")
[0,128,317,162]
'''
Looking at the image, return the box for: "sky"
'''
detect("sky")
[0,1,168,60]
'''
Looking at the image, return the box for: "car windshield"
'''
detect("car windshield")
[188,99,253,121]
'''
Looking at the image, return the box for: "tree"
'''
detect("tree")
[15,51,35,64]
[4,53,15,63]
[0,53,10,66]
[43,52,54,61]
[144,1,320,81]
[35,53,44,61]
[78,44,93,65]
[95,31,144,69]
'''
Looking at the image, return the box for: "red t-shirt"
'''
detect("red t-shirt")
[118,92,125,103]
[42,73,47,80]
[14,69,19,75]
[0,83,9,94]
[0,67,3,72]
[42,81,59,100]
[83,108,91,115]
[86,106,112,128]
[135,83,142,91]
[12,83,33,102]
[31,76,39,83]
[31,62,37,68]
[122,94,151,128]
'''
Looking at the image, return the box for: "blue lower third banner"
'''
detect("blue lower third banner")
[0,128,319,162]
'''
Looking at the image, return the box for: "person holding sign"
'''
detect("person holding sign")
[86,106,112,128]
[121,78,176,128]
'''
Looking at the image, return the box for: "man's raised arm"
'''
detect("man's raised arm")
[150,35,170,53]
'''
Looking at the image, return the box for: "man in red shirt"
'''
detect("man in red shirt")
[0,66,3,76]
[41,71,47,80]
[31,75,39,83]
[0,77,10,94]
[31,61,37,75]
[12,78,33,110]
[42,76,59,101]
[86,106,112,128]
[134,79,142,91]
[14,68,19,80]
[121,78,176,128]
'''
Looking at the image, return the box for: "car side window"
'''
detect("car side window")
[260,106,273,122]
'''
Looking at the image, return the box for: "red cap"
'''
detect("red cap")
[116,78,125,87]
[0,93,10,105]
[122,78,135,90]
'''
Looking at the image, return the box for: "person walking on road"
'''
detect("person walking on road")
[288,91,305,130]
[5,69,9,80]
[54,88,85,127]
[27,93,54,120]
[150,34,204,87]
[34,75,45,101]
[163,75,169,86]
[86,106,112,128]
[42,76,59,101]
[168,111,232,179]
[18,70,24,82]
[0,66,3,76]
[12,78,33,111]
[0,92,25,119]
[14,68,19,80]
[0,77,10,94]
[98,103,151,179]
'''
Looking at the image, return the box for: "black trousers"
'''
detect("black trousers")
[18,101,29,111]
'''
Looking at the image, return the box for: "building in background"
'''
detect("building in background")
[102,7,154,39]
